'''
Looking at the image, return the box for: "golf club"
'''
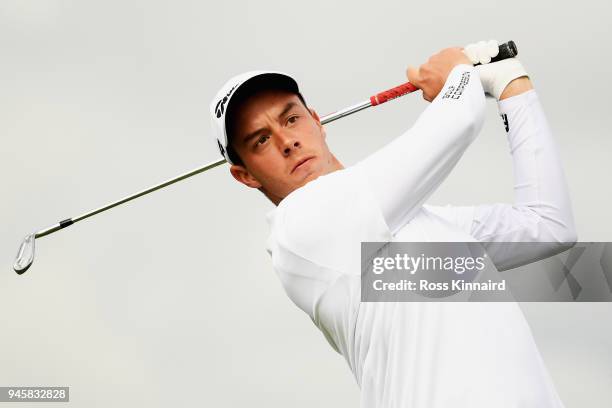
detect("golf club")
[13,41,518,274]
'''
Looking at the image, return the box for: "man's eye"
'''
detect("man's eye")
[287,115,299,125]
[256,135,269,146]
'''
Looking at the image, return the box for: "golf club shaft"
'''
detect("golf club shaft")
[34,159,227,238]
[32,106,365,239]
[30,41,518,240]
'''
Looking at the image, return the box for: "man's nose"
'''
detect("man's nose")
[277,131,301,156]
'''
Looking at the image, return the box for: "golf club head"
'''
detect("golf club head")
[14,234,35,274]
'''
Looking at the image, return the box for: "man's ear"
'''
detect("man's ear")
[309,108,326,138]
[229,164,262,189]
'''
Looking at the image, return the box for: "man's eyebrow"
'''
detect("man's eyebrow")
[241,102,299,144]
[278,101,298,119]
[243,127,267,144]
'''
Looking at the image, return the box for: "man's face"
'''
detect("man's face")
[228,89,342,204]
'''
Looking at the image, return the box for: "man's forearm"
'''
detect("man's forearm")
[467,87,577,270]
[500,76,533,100]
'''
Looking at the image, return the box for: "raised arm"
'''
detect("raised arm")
[355,48,486,235]
[427,48,577,270]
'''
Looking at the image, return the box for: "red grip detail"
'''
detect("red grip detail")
[371,82,418,106]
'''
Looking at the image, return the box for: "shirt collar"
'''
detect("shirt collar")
[265,208,277,226]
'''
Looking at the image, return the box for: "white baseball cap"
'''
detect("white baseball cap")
[209,70,300,164]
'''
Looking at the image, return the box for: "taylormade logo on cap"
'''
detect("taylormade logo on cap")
[214,84,238,119]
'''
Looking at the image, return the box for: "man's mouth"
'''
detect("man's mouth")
[291,156,315,174]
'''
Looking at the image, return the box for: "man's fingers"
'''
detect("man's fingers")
[486,39,500,58]
[463,39,500,65]
[406,66,422,88]
[476,41,492,64]
[407,66,432,101]
[463,44,480,65]
[407,67,432,102]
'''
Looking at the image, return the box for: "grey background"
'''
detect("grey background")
[1,0,610,407]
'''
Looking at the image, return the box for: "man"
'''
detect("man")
[209,40,576,407]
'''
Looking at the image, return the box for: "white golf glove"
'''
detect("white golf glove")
[463,40,529,100]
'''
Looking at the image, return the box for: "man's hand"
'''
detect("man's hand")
[463,40,532,100]
[406,48,472,102]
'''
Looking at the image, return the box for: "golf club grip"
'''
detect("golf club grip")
[370,83,418,106]
[370,40,518,106]
[486,40,518,64]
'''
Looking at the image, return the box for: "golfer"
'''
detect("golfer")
[209,40,576,407]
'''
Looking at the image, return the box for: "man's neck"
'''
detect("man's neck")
[268,156,344,206]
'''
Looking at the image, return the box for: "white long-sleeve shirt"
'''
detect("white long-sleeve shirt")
[265,65,576,407]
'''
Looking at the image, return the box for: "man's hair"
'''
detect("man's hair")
[225,83,308,166]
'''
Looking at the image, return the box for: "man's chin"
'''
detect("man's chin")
[301,172,320,185]
[296,166,325,187]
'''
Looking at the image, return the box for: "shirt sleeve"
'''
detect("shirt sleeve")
[425,89,578,270]
[354,64,486,235]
